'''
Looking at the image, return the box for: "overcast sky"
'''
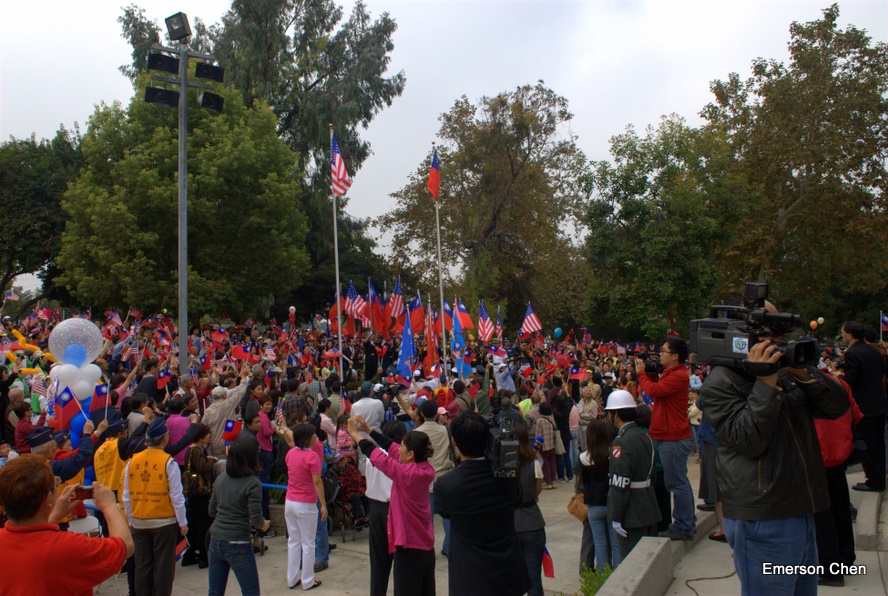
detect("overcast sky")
[2,0,886,291]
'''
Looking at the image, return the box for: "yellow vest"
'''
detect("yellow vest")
[117,464,127,518]
[128,448,176,520]
[58,469,85,524]
[94,438,124,492]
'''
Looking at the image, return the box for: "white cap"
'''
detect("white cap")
[604,390,636,410]
[373,383,384,393]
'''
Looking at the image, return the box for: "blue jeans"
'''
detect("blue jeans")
[658,438,696,535]
[516,528,546,596]
[569,429,579,473]
[724,515,818,596]
[316,500,329,564]
[428,492,451,554]
[208,539,260,596]
[587,505,621,570]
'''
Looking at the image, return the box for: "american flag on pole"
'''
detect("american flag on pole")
[477,301,494,343]
[265,345,276,361]
[109,310,123,327]
[331,134,352,196]
[495,306,503,342]
[3,290,19,301]
[345,281,368,319]
[30,374,46,397]
[122,340,139,362]
[520,302,543,335]
[387,277,404,320]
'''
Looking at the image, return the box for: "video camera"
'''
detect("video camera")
[487,415,519,478]
[628,348,663,376]
[689,282,818,376]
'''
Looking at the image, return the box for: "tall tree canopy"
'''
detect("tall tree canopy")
[119,0,405,317]
[378,82,588,330]
[58,80,308,318]
[701,3,888,326]
[0,129,82,312]
[584,117,751,338]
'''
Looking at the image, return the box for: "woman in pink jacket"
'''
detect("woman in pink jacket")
[346,416,436,596]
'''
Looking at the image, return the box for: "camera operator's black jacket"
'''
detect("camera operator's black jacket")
[701,365,848,521]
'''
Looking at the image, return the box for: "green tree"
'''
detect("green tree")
[58,78,308,319]
[118,0,405,318]
[378,82,588,330]
[584,116,743,338]
[0,128,82,314]
[701,4,888,329]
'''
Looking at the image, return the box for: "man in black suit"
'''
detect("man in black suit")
[434,412,531,596]
[843,321,888,492]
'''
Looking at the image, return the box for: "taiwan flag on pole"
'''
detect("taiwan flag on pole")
[397,312,416,382]
[157,366,172,390]
[90,383,110,413]
[542,547,555,578]
[456,298,475,330]
[427,147,440,201]
[881,312,888,332]
[54,386,79,430]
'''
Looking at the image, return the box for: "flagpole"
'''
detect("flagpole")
[432,143,448,380]
[881,311,884,343]
[330,124,345,378]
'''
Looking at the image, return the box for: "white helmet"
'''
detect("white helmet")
[604,390,636,410]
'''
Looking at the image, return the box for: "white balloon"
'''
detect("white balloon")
[49,318,104,365]
[57,364,81,386]
[49,365,60,382]
[80,363,103,384]
[72,380,94,401]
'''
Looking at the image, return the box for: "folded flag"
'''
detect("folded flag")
[175,538,189,562]
[542,547,555,578]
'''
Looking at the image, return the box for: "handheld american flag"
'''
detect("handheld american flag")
[4,290,19,301]
[331,134,352,196]
[520,302,543,335]
[477,300,494,343]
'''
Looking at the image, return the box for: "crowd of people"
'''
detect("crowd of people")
[0,310,885,595]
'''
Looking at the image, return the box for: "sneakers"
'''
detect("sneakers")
[658,528,694,541]
[265,530,277,538]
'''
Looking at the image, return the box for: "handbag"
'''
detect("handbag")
[183,446,212,497]
[554,427,566,455]
[567,493,588,522]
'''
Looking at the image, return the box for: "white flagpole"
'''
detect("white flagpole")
[330,124,345,378]
[433,142,448,380]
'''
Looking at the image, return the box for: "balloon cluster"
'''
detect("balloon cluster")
[47,318,104,401]
[810,317,825,330]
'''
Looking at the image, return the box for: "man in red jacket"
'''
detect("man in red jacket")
[635,336,695,540]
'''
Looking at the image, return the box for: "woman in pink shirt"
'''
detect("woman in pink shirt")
[257,396,276,526]
[347,416,436,596]
[284,424,326,591]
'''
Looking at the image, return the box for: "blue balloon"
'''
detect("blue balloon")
[63,343,89,367]
[67,395,92,449]
[554,327,563,339]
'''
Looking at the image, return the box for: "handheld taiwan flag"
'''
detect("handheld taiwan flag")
[54,386,79,430]
[90,383,110,412]
[542,547,555,578]
[175,538,190,562]
[331,133,352,196]
[157,366,172,389]
[495,306,503,342]
[520,302,543,336]
[477,301,494,342]
[222,419,243,442]
[488,344,506,358]
[427,147,440,201]
[881,312,888,332]
[569,367,588,381]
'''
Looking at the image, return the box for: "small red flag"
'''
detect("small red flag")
[542,547,555,578]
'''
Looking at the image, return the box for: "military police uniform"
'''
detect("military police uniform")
[607,421,661,558]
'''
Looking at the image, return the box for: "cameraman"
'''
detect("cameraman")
[634,337,695,540]
[701,307,848,595]
[434,412,531,596]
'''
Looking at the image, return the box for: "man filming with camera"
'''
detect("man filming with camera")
[433,412,531,596]
[701,300,848,595]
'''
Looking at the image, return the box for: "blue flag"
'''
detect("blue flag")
[450,304,472,379]
[397,306,416,380]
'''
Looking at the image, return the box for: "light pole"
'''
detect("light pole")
[145,12,224,377]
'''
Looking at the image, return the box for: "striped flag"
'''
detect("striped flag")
[30,374,46,397]
[520,302,543,335]
[3,290,19,301]
[108,310,123,327]
[122,341,139,362]
[331,134,352,196]
[345,281,368,319]
[387,277,405,320]
[478,301,494,343]
[495,306,503,342]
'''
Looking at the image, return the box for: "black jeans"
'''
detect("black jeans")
[368,500,393,596]
[133,523,180,596]
[517,528,546,596]
[858,414,886,490]
[393,547,435,596]
[814,463,855,579]
[185,494,211,563]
